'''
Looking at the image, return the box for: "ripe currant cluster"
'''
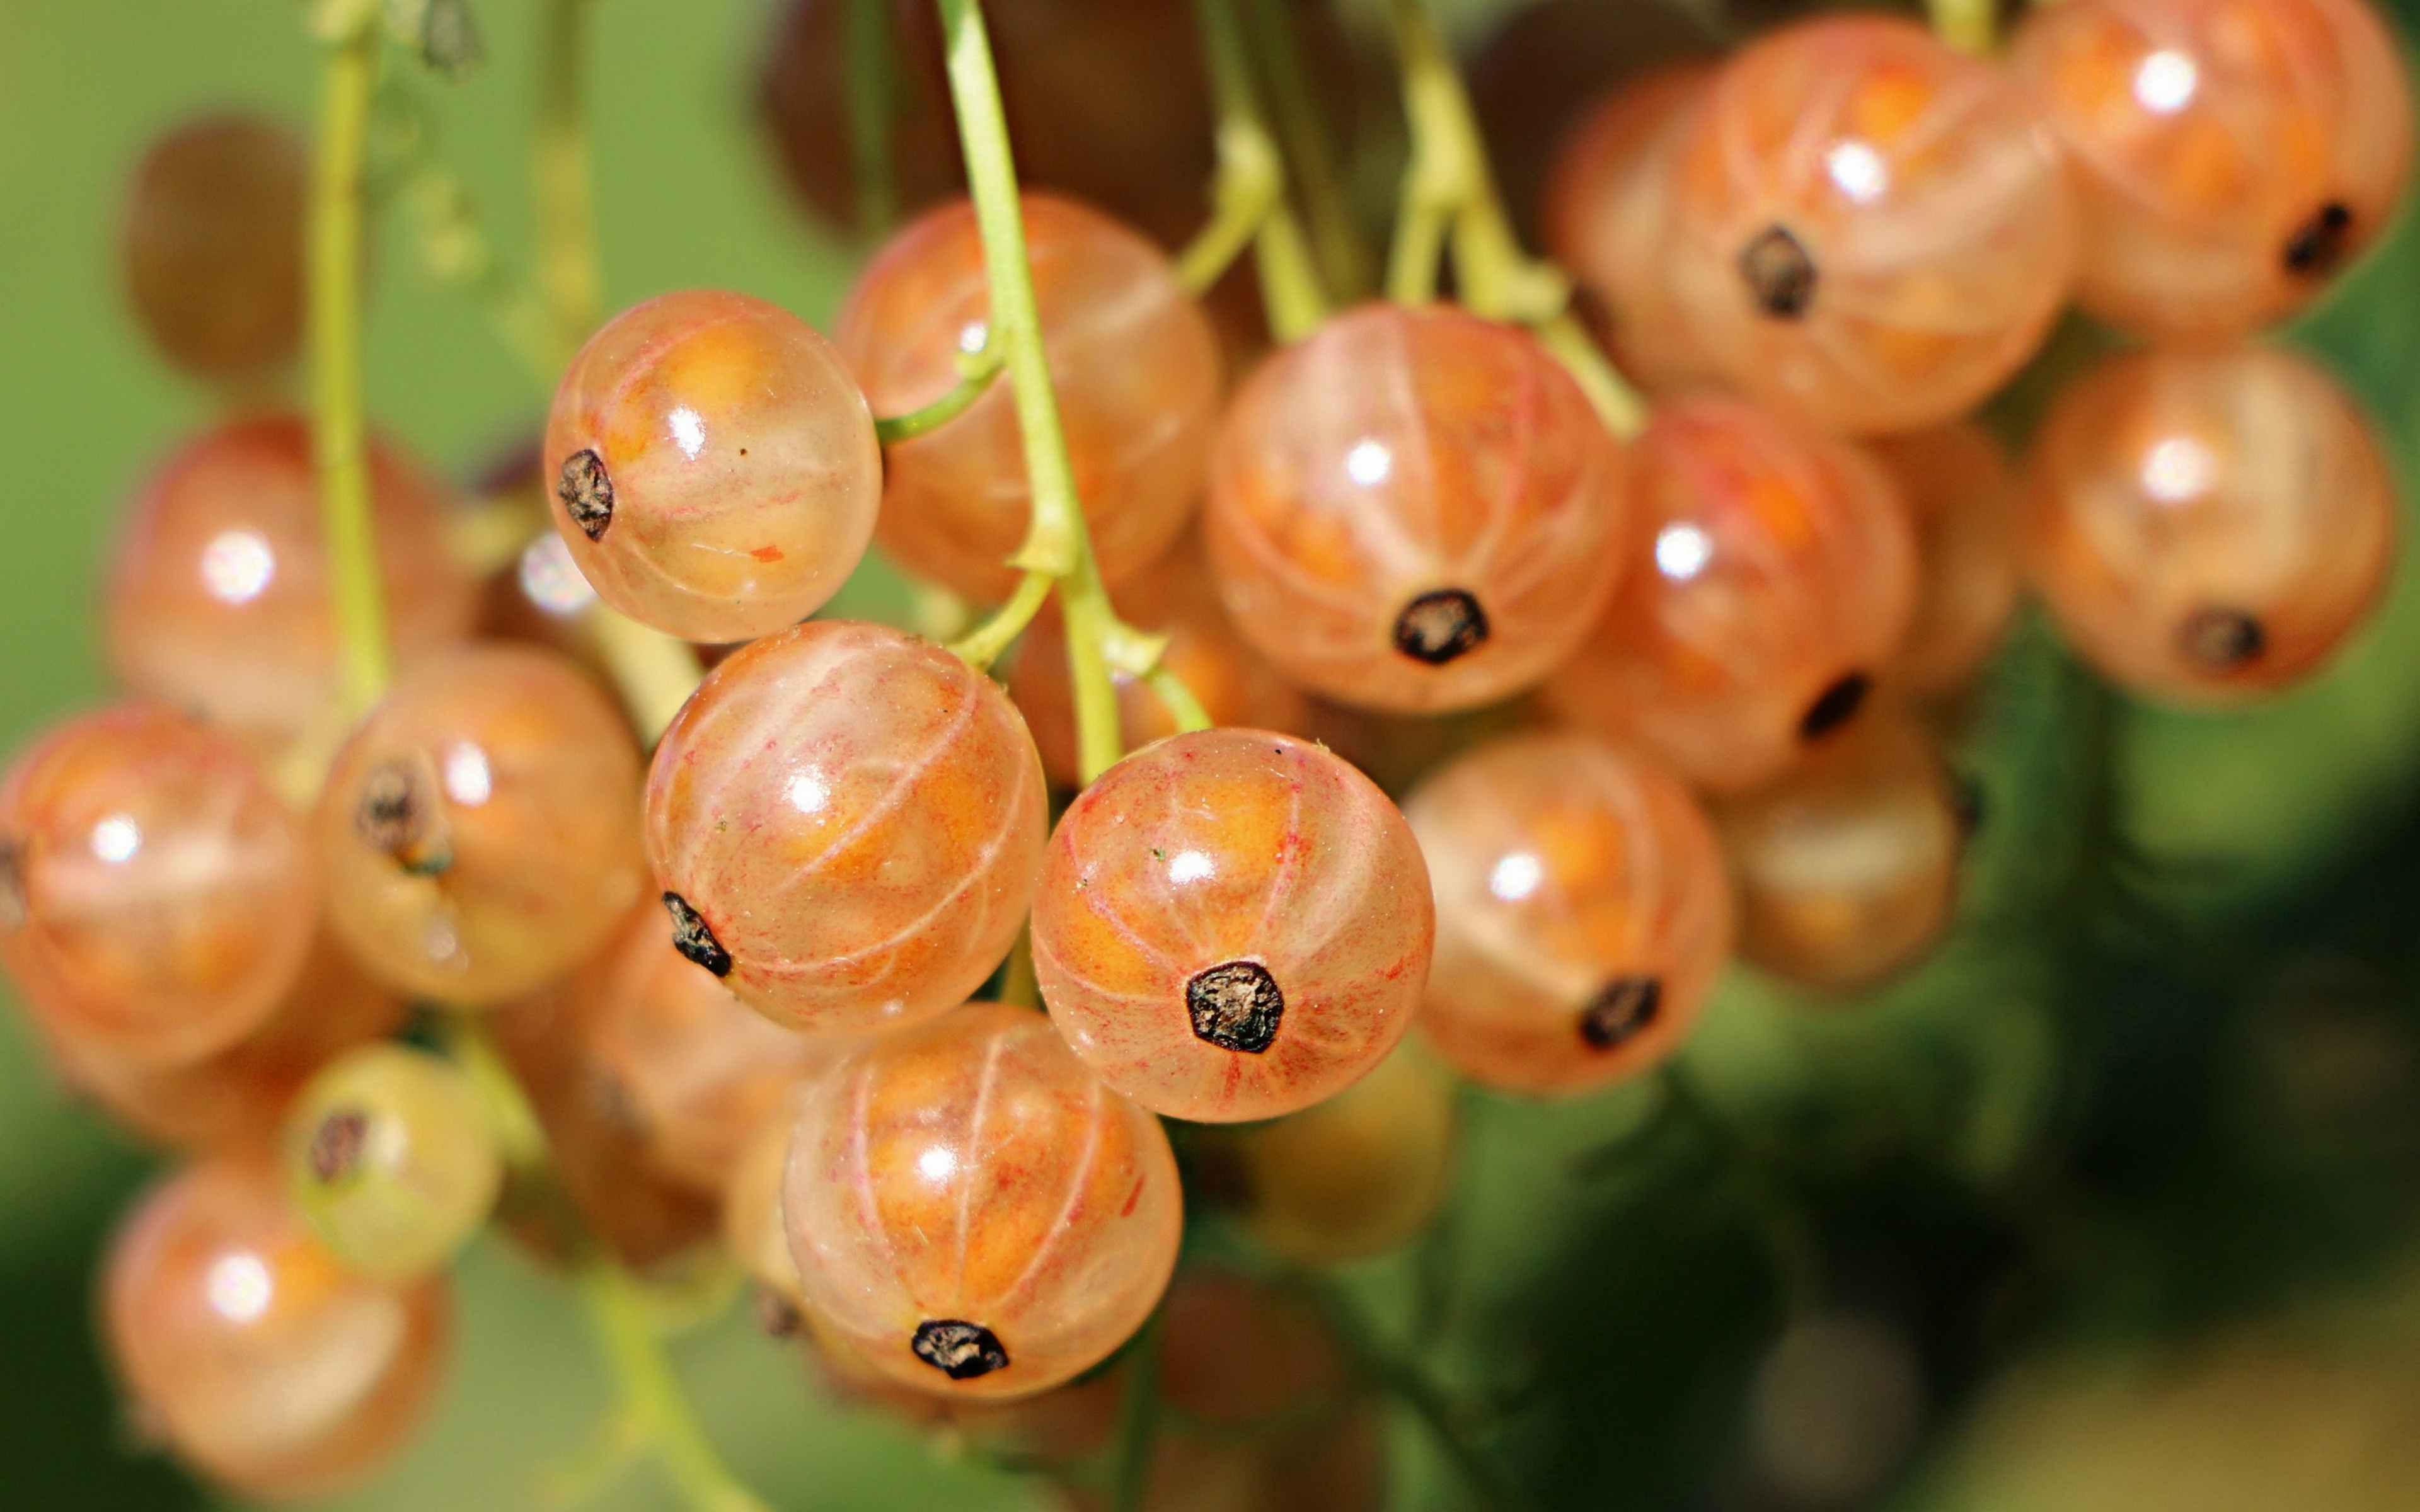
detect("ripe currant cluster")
[6,0,2412,1506]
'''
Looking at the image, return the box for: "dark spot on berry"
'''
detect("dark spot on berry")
[0,840,25,931]
[308,1108,369,1184]
[1950,770,1986,839]
[1187,959,1284,1053]
[558,448,614,540]
[1578,976,1662,1050]
[2177,607,2266,671]
[1393,588,1490,666]
[912,1319,1009,1380]
[754,1290,802,1338]
[357,759,452,876]
[1740,225,1817,319]
[2284,201,2356,277]
[662,891,732,976]
[1799,672,1872,742]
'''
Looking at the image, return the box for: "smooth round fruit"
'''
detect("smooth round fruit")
[1206,303,1632,713]
[783,1003,1182,1400]
[645,620,1047,1034]
[1545,395,1920,794]
[1873,423,2022,697]
[1008,541,1316,788]
[317,644,646,1005]
[1665,15,2079,433]
[723,1089,811,1305]
[121,113,306,380]
[2022,346,2395,702]
[0,704,315,1065]
[1407,733,1733,1094]
[106,416,479,747]
[1032,728,1434,1123]
[101,1155,452,1500]
[836,193,1221,600]
[1218,1041,1459,1264]
[57,931,403,1152]
[543,290,881,643]
[582,902,829,1190]
[1543,65,1722,391]
[1715,711,1962,992]
[2008,0,2414,341]
[284,1044,502,1283]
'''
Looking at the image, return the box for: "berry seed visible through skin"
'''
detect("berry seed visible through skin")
[308,1108,369,1184]
[1393,588,1490,666]
[911,1319,1010,1380]
[1578,976,1662,1050]
[1799,672,1872,741]
[557,448,614,541]
[662,891,733,977]
[1187,959,1285,1053]
[2177,607,2266,670]
[2284,202,2356,277]
[1739,225,1818,319]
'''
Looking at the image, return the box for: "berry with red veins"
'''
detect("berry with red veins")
[544,289,882,643]
[645,620,1047,1034]
[1032,728,1434,1123]
[1206,304,1632,714]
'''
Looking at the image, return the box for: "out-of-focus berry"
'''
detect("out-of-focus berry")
[284,1043,502,1283]
[1873,423,2022,698]
[120,113,306,380]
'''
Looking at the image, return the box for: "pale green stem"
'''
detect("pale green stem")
[1927,0,2000,54]
[1238,0,1371,301]
[1192,0,1330,338]
[1144,665,1213,735]
[947,569,1054,672]
[875,343,1003,443]
[844,0,901,233]
[533,0,603,364]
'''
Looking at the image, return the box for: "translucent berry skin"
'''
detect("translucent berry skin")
[0,704,314,1065]
[1206,304,1632,714]
[543,290,881,643]
[1008,543,1316,789]
[1032,729,1434,1123]
[101,1155,452,1501]
[1545,396,1919,794]
[1406,733,1733,1095]
[836,193,1222,600]
[722,1087,812,1305]
[783,1003,1182,1400]
[2008,0,2414,342]
[1222,1041,1459,1264]
[1544,65,1722,392]
[121,113,306,380]
[645,621,1047,1033]
[1665,16,2079,434]
[107,416,478,747]
[582,902,828,1189]
[1873,423,2022,697]
[285,1044,502,1283]
[1715,711,1961,992]
[317,645,646,1005]
[2021,346,2396,702]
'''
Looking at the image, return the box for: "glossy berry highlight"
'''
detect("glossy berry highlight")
[1032,728,1434,1123]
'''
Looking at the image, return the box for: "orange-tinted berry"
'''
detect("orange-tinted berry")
[2022,345,2396,702]
[106,416,479,748]
[0,704,315,1065]
[318,645,646,1005]
[121,113,306,381]
[1008,542,1316,788]
[1715,710,1962,992]
[2008,0,2414,341]
[645,621,1047,1034]
[543,290,881,643]
[837,193,1221,600]
[1546,395,1919,794]
[722,1086,812,1305]
[1407,733,1732,1094]
[101,1154,452,1501]
[784,1003,1182,1400]
[1665,16,2079,433]
[1544,65,1722,391]
[1219,1040,1459,1264]
[1872,423,2022,697]
[1207,304,1632,714]
[1032,729,1433,1123]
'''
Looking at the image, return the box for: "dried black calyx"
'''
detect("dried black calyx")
[662,891,732,977]
[557,449,614,540]
[2284,201,2355,277]
[357,759,452,876]
[2177,607,2266,670]
[1186,959,1284,1053]
[1393,588,1490,666]
[1799,672,1872,742]
[912,1319,1010,1380]
[1579,976,1662,1050]
[755,1291,803,1339]
[1739,225,1818,319]
[0,840,25,930]
[308,1108,369,1184]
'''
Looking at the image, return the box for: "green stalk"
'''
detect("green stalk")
[1927,0,1998,54]
[533,0,603,364]
[844,0,901,233]
[1192,0,1330,338]
[875,342,1003,443]
[1238,0,1371,301]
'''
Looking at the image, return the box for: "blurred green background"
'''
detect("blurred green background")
[5,1,2420,1509]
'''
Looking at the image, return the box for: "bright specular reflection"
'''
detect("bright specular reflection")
[442,742,493,807]
[2134,49,2198,115]
[89,813,141,864]
[668,404,708,459]
[204,1251,274,1325]
[517,532,596,617]
[1824,140,1890,204]
[1345,438,1393,487]
[1655,523,1715,581]
[786,771,830,816]
[1167,849,1214,885]
[2141,435,2218,501]
[916,1145,957,1183]
[199,528,275,605]
[1489,852,1543,902]
[958,319,989,355]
